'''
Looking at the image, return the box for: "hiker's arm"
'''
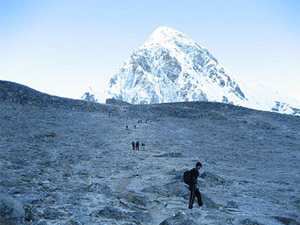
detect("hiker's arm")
[191,170,198,185]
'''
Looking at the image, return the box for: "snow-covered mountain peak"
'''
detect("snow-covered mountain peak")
[143,27,207,56]
[101,26,300,115]
[107,26,245,105]
[145,26,193,46]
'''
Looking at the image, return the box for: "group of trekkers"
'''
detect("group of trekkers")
[127,119,203,209]
[131,141,140,150]
[130,142,203,208]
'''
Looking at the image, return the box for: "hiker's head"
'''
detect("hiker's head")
[196,162,202,170]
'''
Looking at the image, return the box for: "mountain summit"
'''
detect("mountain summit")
[104,26,300,115]
[107,26,246,105]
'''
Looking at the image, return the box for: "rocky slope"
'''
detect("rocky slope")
[1,81,300,224]
[0,80,109,112]
[104,26,300,116]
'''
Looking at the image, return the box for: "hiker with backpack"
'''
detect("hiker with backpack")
[184,162,203,209]
[136,141,140,151]
[131,141,135,150]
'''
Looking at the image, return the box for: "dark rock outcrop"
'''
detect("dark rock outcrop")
[106,98,131,105]
[0,193,25,225]
[159,213,200,225]
[98,206,152,223]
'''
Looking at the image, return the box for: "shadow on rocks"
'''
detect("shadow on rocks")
[0,193,25,225]
[240,217,297,225]
[98,206,152,224]
[142,181,219,210]
[86,183,112,196]
[42,208,65,220]
[199,171,228,186]
[159,212,200,225]
[273,217,300,225]
[117,191,153,209]
[24,206,40,223]
[153,152,184,158]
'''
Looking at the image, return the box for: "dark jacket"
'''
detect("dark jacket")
[190,168,199,185]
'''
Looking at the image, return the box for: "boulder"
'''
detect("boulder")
[273,217,300,225]
[240,217,285,225]
[42,208,65,220]
[86,183,112,196]
[159,212,200,225]
[118,192,152,208]
[98,206,152,223]
[199,171,226,185]
[0,193,25,225]
[163,182,189,199]
[24,206,40,222]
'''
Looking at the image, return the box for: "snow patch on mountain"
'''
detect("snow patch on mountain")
[237,76,300,114]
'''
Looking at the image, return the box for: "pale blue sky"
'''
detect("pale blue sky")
[1,0,300,100]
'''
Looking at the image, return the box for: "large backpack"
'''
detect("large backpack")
[183,170,192,185]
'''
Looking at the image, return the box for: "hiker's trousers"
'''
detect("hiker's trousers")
[189,184,203,209]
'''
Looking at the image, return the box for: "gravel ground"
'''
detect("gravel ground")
[1,81,300,224]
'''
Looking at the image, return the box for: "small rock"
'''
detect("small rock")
[41,181,50,189]
[226,201,239,209]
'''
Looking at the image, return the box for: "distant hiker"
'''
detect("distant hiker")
[136,141,140,151]
[184,162,203,209]
[126,125,129,130]
[131,141,136,150]
[134,125,137,129]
